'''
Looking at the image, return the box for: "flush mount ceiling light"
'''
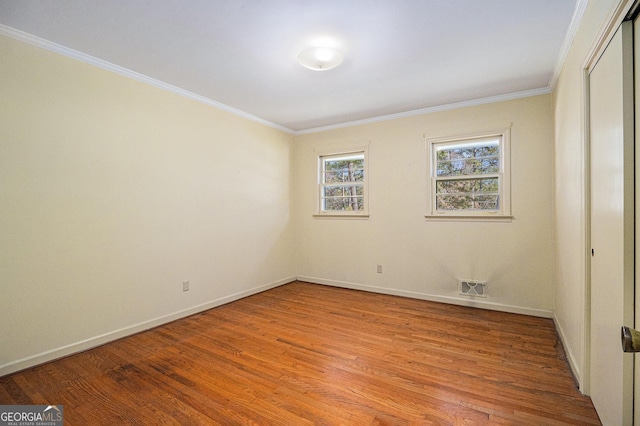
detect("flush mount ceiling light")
[297,46,344,71]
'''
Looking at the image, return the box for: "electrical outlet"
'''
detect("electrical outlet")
[377,265,382,274]
[183,281,189,292]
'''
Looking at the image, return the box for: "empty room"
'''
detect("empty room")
[1,0,638,424]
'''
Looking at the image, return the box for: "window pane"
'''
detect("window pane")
[323,157,364,184]
[324,170,364,182]
[437,194,471,210]
[324,171,347,183]
[323,184,363,197]
[472,195,499,210]
[436,194,499,211]
[323,196,364,211]
[322,182,364,212]
[319,151,366,214]
[324,161,365,172]
[430,133,508,216]
[436,178,498,194]
[436,144,499,177]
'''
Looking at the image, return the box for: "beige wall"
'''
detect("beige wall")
[295,95,555,317]
[553,0,620,390]
[4,0,613,381]
[0,35,296,375]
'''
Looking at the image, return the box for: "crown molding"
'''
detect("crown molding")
[296,87,551,135]
[0,24,556,137]
[0,25,295,135]
[549,0,589,89]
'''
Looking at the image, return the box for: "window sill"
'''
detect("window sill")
[314,213,370,219]
[424,214,513,223]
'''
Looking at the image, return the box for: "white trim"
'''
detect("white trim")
[581,65,592,397]
[298,276,554,319]
[0,24,295,135]
[426,128,512,218]
[578,0,637,396]
[0,277,296,377]
[296,88,550,135]
[582,0,637,72]
[0,24,554,136]
[549,0,589,89]
[424,214,513,223]
[316,145,370,217]
[1,274,557,376]
[312,214,370,219]
[554,312,583,388]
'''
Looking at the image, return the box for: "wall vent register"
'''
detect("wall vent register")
[459,280,487,297]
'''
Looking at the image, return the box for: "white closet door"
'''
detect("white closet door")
[589,20,634,426]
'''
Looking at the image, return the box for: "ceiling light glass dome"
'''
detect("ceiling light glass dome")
[297,46,343,71]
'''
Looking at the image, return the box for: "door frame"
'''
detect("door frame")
[586,20,635,424]
[582,0,638,398]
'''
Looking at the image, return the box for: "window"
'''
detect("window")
[318,149,368,216]
[427,129,511,219]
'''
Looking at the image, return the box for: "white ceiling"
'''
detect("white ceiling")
[0,0,580,132]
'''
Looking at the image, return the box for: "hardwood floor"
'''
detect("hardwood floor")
[1,281,600,425]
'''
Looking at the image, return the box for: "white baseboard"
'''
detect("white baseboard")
[553,312,583,391]
[0,276,296,377]
[2,275,555,377]
[297,275,554,319]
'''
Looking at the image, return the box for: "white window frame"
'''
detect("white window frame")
[316,147,369,217]
[426,129,511,220]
